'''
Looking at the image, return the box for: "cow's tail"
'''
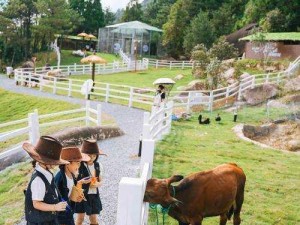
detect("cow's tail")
[227,204,234,220]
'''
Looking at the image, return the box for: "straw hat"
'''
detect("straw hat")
[61,147,90,162]
[81,139,107,156]
[23,136,69,165]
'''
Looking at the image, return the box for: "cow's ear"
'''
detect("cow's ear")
[167,175,184,184]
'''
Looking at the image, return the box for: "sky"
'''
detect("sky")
[102,0,131,12]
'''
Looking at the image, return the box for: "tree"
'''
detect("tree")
[260,9,286,32]
[104,7,115,26]
[208,36,238,61]
[183,11,215,56]
[121,0,143,22]
[83,0,105,33]
[162,0,191,58]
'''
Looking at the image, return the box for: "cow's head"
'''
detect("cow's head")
[144,175,184,205]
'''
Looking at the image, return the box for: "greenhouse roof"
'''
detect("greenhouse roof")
[240,32,300,41]
[106,21,163,33]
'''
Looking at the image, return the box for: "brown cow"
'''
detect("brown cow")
[144,163,246,225]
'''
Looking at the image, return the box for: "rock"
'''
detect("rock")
[174,74,184,81]
[287,140,300,151]
[284,76,300,92]
[222,68,235,80]
[279,64,286,71]
[227,78,236,85]
[243,123,277,139]
[52,125,124,146]
[242,83,278,105]
[46,69,63,77]
[265,66,276,72]
[133,88,152,94]
[240,72,251,80]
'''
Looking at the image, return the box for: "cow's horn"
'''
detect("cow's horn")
[167,175,184,184]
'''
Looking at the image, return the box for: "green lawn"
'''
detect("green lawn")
[34,50,119,67]
[70,68,194,89]
[149,106,300,225]
[0,88,115,152]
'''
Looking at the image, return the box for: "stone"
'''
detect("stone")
[287,140,300,151]
[242,83,278,105]
[240,72,251,80]
[284,76,300,92]
[174,74,184,81]
[222,68,235,80]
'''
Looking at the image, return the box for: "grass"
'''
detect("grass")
[0,88,115,152]
[34,50,120,67]
[0,162,32,225]
[148,106,300,225]
[70,68,194,89]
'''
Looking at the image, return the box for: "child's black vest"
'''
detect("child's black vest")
[78,161,100,195]
[25,170,60,223]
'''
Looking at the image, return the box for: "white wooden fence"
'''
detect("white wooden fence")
[0,101,102,160]
[116,101,174,225]
[13,56,300,113]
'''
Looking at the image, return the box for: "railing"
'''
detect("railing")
[0,101,102,160]
[116,102,174,225]
[146,58,195,69]
[13,55,300,113]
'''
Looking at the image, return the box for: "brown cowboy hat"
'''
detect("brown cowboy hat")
[23,136,69,165]
[81,139,107,156]
[61,147,90,162]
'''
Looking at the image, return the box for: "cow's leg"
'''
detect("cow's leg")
[219,214,228,225]
[178,222,189,225]
[234,187,245,225]
[190,216,203,225]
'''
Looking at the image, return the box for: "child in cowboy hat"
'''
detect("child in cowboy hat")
[23,136,69,225]
[55,147,91,225]
[75,139,107,225]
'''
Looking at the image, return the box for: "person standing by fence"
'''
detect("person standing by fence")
[23,136,69,225]
[75,139,106,225]
[55,147,91,225]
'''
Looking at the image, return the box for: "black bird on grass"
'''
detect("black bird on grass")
[215,113,221,123]
[198,114,210,124]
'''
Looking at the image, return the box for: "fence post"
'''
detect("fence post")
[28,72,32,88]
[128,87,134,108]
[182,61,184,69]
[266,73,269,83]
[167,101,174,134]
[85,81,89,99]
[238,83,243,101]
[276,72,281,84]
[74,63,77,73]
[140,139,155,173]
[169,61,172,69]
[53,77,57,94]
[105,84,110,102]
[186,92,191,112]
[68,79,72,97]
[39,75,43,91]
[251,76,256,88]
[83,65,85,74]
[156,60,158,69]
[67,66,70,75]
[97,104,102,126]
[28,110,40,145]
[209,91,214,112]
[85,100,90,126]
[116,177,144,225]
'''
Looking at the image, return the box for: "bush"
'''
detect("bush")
[208,36,238,61]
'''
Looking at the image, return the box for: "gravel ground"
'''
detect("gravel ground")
[0,75,145,225]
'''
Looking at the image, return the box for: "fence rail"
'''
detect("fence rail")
[116,101,174,225]
[13,56,300,113]
[0,101,102,160]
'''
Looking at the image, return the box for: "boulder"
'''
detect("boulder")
[174,74,184,81]
[240,72,251,80]
[287,140,300,151]
[46,69,63,77]
[242,84,278,105]
[284,76,300,92]
[243,123,277,139]
[221,68,235,80]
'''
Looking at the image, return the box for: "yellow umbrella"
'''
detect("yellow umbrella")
[81,54,107,99]
[77,32,88,38]
[87,34,97,39]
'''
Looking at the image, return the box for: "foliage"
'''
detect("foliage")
[104,7,116,26]
[208,36,239,61]
[206,58,222,89]
[121,0,143,22]
[183,11,215,55]
[260,9,287,32]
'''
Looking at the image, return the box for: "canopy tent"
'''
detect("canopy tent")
[98,21,163,56]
